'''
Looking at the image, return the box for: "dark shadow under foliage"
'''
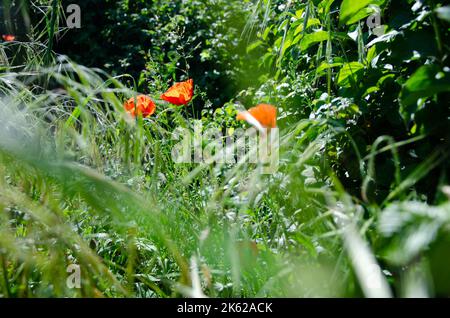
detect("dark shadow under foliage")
[53,0,263,111]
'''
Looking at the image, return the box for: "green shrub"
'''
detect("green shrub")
[238,0,450,204]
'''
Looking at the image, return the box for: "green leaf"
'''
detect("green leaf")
[262,25,272,40]
[280,35,293,57]
[318,0,336,14]
[316,61,343,76]
[362,86,379,97]
[347,6,378,25]
[247,40,263,53]
[337,62,365,87]
[340,0,384,25]
[400,65,450,121]
[366,45,379,64]
[377,73,395,86]
[292,33,303,46]
[293,18,321,36]
[299,30,329,51]
[295,9,304,19]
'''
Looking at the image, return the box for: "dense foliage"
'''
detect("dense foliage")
[55,0,259,109]
[0,0,449,298]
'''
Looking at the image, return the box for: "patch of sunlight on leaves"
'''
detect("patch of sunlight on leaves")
[379,201,450,265]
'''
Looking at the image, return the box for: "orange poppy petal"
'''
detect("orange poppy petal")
[161,79,194,105]
[236,112,246,121]
[2,34,15,42]
[124,95,156,118]
[237,104,277,128]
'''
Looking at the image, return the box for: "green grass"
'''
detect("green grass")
[1,0,450,298]
[0,54,337,297]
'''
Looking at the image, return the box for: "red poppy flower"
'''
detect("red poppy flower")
[124,95,156,118]
[2,34,15,42]
[160,78,194,106]
[236,104,277,128]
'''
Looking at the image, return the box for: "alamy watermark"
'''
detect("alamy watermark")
[366,5,384,37]
[66,4,81,29]
[66,264,81,289]
[171,123,279,174]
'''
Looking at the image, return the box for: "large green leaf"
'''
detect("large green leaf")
[340,0,384,25]
[299,30,329,51]
[400,65,450,121]
[337,62,365,87]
